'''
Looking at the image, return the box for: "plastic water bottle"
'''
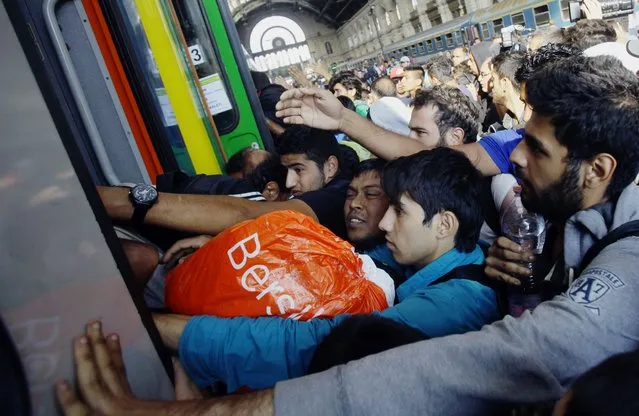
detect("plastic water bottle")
[500,189,546,317]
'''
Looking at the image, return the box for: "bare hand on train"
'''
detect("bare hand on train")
[56,321,141,415]
[484,236,535,286]
[161,235,212,266]
[276,88,343,131]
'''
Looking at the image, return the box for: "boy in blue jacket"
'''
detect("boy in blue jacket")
[154,148,500,392]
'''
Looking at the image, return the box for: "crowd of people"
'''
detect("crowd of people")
[52,7,639,416]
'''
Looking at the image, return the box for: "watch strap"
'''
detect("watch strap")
[131,204,150,225]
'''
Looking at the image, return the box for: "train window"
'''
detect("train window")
[435,38,443,49]
[418,42,425,53]
[511,12,525,27]
[426,39,434,52]
[454,31,463,44]
[404,47,409,54]
[534,5,551,27]
[493,18,503,33]
[480,23,490,39]
[462,29,469,44]
[410,45,417,54]
[445,33,454,47]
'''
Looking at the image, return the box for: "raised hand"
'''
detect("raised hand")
[288,67,312,88]
[276,88,344,131]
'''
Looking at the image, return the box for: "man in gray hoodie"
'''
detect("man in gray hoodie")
[56,56,639,415]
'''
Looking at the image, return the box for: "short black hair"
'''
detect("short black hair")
[412,86,480,143]
[526,55,639,201]
[225,147,253,176]
[382,148,484,252]
[425,56,454,84]
[339,144,359,178]
[355,158,386,177]
[492,50,527,88]
[515,43,582,84]
[371,77,396,98]
[328,71,365,100]
[247,153,287,192]
[307,315,427,375]
[565,350,639,416]
[405,65,426,78]
[562,19,617,50]
[276,126,342,172]
[251,71,270,92]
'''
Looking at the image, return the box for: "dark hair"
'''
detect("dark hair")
[412,86,480,143]
[453,62,477,85]
[355,158,386,177]
[562,19,617,50]
[515,43,582,84]
[492,50,526,88]
[276,126,342,172]
[339,144,359,178]
[526,56,639,201]
[251,70,271,92]
[382,148,484,252]
[425,56,454,84]
[328,71,365,100]
[371,76,396,98]
[565,350,639,416]
[307,315,427,375]
[405,65,426,79]
[224,147,253,176]
[336,95,356,112]
[247,153,287,193]
[259,84,288,127]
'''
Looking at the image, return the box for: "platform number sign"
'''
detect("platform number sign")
[188,44,207,66]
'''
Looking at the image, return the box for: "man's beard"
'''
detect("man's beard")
[519,159,584,223]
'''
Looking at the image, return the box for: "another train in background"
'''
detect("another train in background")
[339,0,638,69]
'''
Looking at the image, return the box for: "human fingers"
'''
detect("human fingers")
[484,264,522,286]
[490,237,536,263]
[56,380,90,416]
[73,333,106,410]
[87,322,128,398]
[106,333,132,395]
[485,255,531,280]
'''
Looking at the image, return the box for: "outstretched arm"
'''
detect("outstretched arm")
[56,321,274,416]
[276,88,426,160]
[98,186,316,235]
[276,88,501,175]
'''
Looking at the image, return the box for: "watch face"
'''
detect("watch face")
[132,185,157,204]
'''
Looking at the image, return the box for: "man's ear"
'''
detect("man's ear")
[584,153,617,192]
[447,128,465,146]
[262,181,280,202]
[323,155,339,183]
[436,211,459,241]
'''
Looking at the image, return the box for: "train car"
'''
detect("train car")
[339,0,638,69]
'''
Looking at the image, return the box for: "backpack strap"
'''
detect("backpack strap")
[372,258,408,296]
[428,264,509,317]
[577,220,639,276]
[428,264,487,287]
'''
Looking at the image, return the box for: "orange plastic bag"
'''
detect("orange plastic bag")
[165,211,390,320]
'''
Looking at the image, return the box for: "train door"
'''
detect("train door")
[1,3,174,414]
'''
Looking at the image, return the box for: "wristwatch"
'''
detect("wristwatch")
[129,184,158,225]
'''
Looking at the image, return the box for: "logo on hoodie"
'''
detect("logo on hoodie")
[569,276,610,305]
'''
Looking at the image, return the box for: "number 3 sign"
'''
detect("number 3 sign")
[188,44,207,66]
